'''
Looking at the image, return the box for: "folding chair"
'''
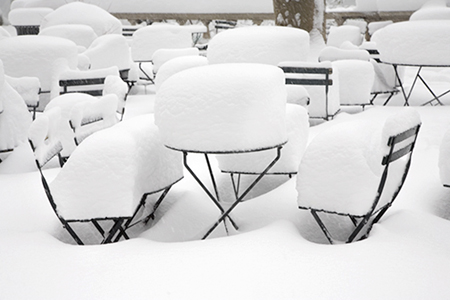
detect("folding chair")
[28,111,183,245]
[297,109,421,244]
[279,61,340,121]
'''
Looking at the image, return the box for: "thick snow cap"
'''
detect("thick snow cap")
[50,115,183,220]
[297,108,421,216]
[0,35,78,92]
[8,7,53,25]
[40,2,122,36]
[83,34,131,71]
[39,24,98,49]
[155,63,288,153]
[372,20,450,66]
[207,26,309,65]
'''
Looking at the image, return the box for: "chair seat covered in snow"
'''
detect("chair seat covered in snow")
[28,113,183,245]
[155,63,288,238]
[278,61,340,121]
[297,108,421,244]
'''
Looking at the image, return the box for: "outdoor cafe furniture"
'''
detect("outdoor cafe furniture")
[0,35,78,111]
[372,20,450,106]
[297,108,421,244]
[8,7,53,35]
[155,63,288,239]
[131,24,193,84]
[28,112,183,245]
[0,60,32,162]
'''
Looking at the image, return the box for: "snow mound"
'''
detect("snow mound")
[5,75,40,108]
[83,34,131,71]
[8,7,53,26]
[39,24,98,49]
[155,55,208,91]
[50,115,183,220]
[319,46,370,62]
[131,24,193,62]
[217,104,309,174]
[410,0,450,21]
[332,59,374,105]
[0,35,78,93]
[207,26,309,65]
[372,20,450,65]
[152,47,199,73]
[155,63,287,152]
[297,108,421,216]
[40,2,122,36]
[327,25,363,48]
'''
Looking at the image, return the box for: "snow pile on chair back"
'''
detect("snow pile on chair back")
[152,47,199,73]
[9,7,53,26]
[44,93,118,157]
[5,75,40,108]
[0,60,32,154]
[297,108,421,216]
[39,24,98,49]
[131,24,193,62]
[155,63,287,152]
[84,34,132,71]
[207,26,309,65]
[40,2,122,36]
[50,115,183,220]
[155,55,208,91]
[217,104,308,174]
[332,60,374,105]
[372,20,450,65]
[0,35,78,94]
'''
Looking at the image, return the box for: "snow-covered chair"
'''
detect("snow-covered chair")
[152,47,200,74]
[9,7,53,35]
[155,63,288,239]
[0,61,32,162]
[326,25,364,48]
[5,75,40,120]
[131,24,193,84]
[39,24,98,50]
[278,61,340,121]
[57,66,128,120]
[44,93,119,164]
[28,113,183,245]
[216,104,309,195]
[297,109,421,244]
[318,46,375,110]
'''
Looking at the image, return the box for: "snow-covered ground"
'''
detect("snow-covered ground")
[2,69,450,299]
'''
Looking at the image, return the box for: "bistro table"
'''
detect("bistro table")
[170,143,284,239]
[383,62,450,106]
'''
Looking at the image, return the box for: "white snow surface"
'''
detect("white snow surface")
[40,2,122,36]
[410,0,450,20]
[49,114,183,220]
[155,63,287,152]
[356,0,441,11]
[0,35,78,92]
[154,55,209,91]
[131,24,193,62]
[8,7,53,25]
[319,46,370,62]
[39,24,98,49]
[217,104,309,174]
[207,26,310,66]
[372,20,450,65]
[5,75,40,107]
[327,25,363,47]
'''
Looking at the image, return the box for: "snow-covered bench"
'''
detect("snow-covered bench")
[297,108,421,244]
[28,112,183,245]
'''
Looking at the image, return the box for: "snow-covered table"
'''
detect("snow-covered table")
[372,20,450,106]
[155,63,288,238]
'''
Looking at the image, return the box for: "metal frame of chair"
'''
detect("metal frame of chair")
[299,123,421,244]
[279,65,339,121]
